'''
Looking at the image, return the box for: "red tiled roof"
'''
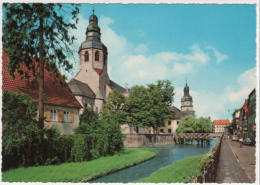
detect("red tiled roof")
[241,99,249,119]
[2,50,82,108]
[213,119,230,125]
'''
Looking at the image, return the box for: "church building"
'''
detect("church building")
[68,11,129,114]
[181,81,195,116]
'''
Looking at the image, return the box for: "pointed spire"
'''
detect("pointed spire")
[92,5,95,15]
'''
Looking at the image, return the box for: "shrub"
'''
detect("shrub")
[2,91,43,171]
[71,134,88,162]
[2,91,75,171]
[72,107,125,161]
[44,127,74,163]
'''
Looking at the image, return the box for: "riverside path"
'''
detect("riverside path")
[216,136,254,183]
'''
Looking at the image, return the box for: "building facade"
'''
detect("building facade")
[2,51,82,135]
[213,120,230,134]
[181,82,195,116]
[247,89,256,145]
[239,99,248,139]
[232,109,241,136]
[158,106,189,134]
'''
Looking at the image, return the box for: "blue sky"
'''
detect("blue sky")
[2,3,257,121]
[67,4,256,121]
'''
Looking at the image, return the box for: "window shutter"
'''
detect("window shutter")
[46,108,50,122]
[70,111,74,123]
[58,110,64,122]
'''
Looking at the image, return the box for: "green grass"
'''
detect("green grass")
[137,155,204,183]
[2,148,156,183]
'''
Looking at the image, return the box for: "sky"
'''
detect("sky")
[2,3,257,121]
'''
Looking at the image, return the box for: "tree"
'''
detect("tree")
[100,89,126,124]
[3,3,80,129]
[2,91,41,170]
[125,80,175,133]
[176,116,212,133]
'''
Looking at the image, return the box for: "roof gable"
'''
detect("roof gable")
[68,79,95,99]
[109,80,126,93]
[2,51,82,108]
[170,106,190,119]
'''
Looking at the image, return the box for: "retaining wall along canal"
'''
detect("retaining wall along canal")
[124,134,173,147]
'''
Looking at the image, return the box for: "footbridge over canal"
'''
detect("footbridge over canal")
[123,133,221,147]
[172,133,222,144]
[172,133,222,139]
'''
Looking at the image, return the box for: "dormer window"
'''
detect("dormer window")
[95,51,99,61]
[84,51,89,61]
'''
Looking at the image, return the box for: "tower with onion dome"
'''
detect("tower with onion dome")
[70,10,128,113]
[181,80,195,116]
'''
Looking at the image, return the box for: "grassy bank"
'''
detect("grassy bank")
[2,148,156,183]
[137,155,204,183]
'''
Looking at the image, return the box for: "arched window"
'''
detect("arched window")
[84,51,89,61]
[95,51,99,61]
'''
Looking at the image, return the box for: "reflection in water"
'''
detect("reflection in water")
[89,139,217,183]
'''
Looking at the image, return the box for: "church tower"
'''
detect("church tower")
[181,80,195,116]
[74,10,110,110]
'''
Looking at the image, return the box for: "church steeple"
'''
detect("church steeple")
[184,78,190,96]
[79,10,107,53]
[181,79,195,116]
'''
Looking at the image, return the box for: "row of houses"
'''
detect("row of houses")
[212,89,256,145]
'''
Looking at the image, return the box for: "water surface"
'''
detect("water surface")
[89,139,217,183]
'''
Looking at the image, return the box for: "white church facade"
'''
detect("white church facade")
[68,12,129,114]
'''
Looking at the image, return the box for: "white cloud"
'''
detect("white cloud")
[237,68,256,88]
[226,67,256,102]
[191,68,255,120]
[172,62,193,75]
[68,15,254,121]
[206,46,229,64]
[188,44,211,64]
[124,55,147,70]
[99,16,114,25]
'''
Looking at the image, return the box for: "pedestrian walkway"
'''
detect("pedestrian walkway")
[227,138,256,182]
[216,137,252,183]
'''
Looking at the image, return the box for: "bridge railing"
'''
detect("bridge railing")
[196,135,222,183]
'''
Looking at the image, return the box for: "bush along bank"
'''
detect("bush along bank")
[2,92,126,172]
[191,135,222,183]
[2,148,156,183]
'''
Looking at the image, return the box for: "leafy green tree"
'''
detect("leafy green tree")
[125,80,174,133]
[176,116,212,133]
[100,89,126,124]
[2,91,41,170]
[3,3,80,128]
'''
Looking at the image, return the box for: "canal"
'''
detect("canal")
[89,138,217,183]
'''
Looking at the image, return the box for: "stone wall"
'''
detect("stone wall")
[123,134,173,147]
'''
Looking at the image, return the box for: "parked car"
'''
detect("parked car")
[243,137,252,145]
[232,135,239,141]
